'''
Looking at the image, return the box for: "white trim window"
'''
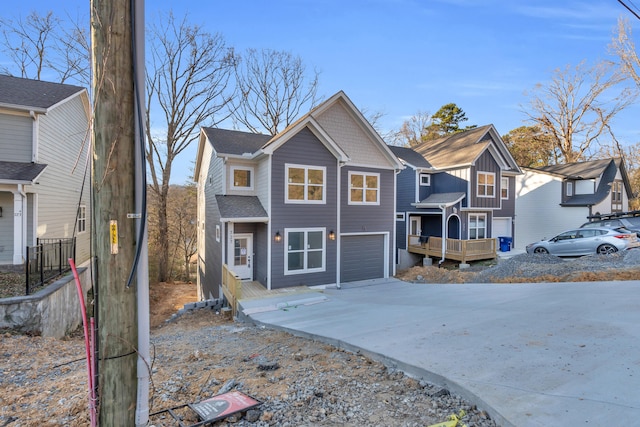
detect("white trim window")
[230,166,253,190]
[566,181,573,196]
[77,205,87,233]
[468,214,486,239]
[501,177,509,200]
[611,180,623,212]
[477,172,495,198]
[349,171,380,205]
[285,228,326,275]
[419,173,431,186]
[286,164,326,203]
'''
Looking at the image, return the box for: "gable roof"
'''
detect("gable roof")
[259,91,403,169]
[533,158,613,180]
[195,91,404,180]
[202,128,271,156]
[0,161,48,184]
[529,158,632,207]
[412,124,521,174]
[388,146,433,169]
[0,74,85,113]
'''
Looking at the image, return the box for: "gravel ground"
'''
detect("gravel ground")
[3,250,639,426]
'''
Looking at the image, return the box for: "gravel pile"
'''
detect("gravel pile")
[472,250,640,283]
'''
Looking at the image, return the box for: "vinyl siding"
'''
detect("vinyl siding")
[255,159,269,212]
[341,166,395,277]
[197,140,224,299]
[0,113,32,162]
[0,192,13,263]
[494,175,516,217]
[395,168,417,212]
[270,127,338,289]
[470,151,501,209]
[515,170,589,249]
[33,95,91,263]
[315,102,390,167]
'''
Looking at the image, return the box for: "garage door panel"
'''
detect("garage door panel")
[341,235,384,282]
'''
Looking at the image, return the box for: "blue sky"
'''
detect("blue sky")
[10,0,640,184]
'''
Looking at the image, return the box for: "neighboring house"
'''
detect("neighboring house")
[194,91,403,299]
[515,158,632,249]
[390,124,522,268]
[0,75,91,267]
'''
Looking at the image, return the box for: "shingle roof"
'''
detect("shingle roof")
[414,192,466,208]
[0,74,85,111]
[413,125,493,168]
[215,195,268,220]
[560,159,617,207]
[202,127,271,156]
[534,158,612,179]
[0,161,48,183]
[388,146,433,169]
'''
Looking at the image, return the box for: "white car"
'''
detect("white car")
[526,226,640,256]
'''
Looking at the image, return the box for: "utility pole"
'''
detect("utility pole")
[91,0,138,424]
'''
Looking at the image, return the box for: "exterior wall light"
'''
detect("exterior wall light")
[274,231,282,242]
[328,230,336,241]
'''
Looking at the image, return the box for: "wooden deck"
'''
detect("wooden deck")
[221,264,315,316]
[240,281,315,300]
[408,235,497,263]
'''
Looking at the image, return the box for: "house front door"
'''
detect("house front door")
[232,233,253,281]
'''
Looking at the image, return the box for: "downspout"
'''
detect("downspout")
[18,184,27,264]
[439,204,446,267]
[30,111,38,162]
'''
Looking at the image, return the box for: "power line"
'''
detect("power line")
[617,0,640,20]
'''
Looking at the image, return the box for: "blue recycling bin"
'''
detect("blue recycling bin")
[498,236,512,252]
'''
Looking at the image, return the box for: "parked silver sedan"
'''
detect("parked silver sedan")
[526,226,640,256]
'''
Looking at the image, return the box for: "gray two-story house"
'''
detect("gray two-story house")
[194,91,403,299]
[0,75,91,268]
[390,124,521,267]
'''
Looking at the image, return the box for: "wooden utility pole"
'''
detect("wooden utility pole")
[91,0,138,424]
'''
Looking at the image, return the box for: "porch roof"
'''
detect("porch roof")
[215,195,268,222]
[413,192,466,209]
[0,161,48,184]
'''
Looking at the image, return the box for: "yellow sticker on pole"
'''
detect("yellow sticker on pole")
[110,220,118,254]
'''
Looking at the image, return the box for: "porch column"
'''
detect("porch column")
[12,190,25,264]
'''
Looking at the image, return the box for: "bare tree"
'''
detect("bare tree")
[0,11,90,86]
[146,12,236,282]
[524,61,636,163]
[391,110,431,147]
[168,184,198,281]
[611,17,640,89]
[231,48,320,135]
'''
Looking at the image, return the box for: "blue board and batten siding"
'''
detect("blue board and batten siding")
[470,151,502,209]
[270,127,338,289]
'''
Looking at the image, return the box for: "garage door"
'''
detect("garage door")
[492,217,512,237]
[341,235,385,282]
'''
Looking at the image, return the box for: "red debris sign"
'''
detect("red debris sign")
[189,391,261,422]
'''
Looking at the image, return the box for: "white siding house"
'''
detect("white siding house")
[0,75,91,267]
[514,158,632,249]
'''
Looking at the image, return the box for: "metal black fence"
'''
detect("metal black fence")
[25,237,76,295]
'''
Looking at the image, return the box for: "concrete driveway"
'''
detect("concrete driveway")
[240,278,640,427]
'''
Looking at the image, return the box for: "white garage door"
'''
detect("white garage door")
[493,217,512,237]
